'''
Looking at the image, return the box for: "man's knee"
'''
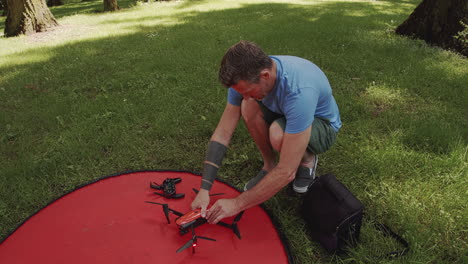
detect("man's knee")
[241,99,261,123]
[269,121,284,151]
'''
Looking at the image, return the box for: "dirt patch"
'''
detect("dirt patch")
[24,24,97,43]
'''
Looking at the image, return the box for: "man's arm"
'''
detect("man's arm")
[199,103,241,191]
[210,103,241,145]
[191,103,241,214]
[206,125,312,224]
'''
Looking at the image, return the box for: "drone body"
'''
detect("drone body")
[176,208,202,226]
[150,178,185,199]
[145,200,244,253]
[176,208,208,233]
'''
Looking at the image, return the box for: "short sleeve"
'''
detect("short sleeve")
[283,88,318,134]
[227,88,243,106]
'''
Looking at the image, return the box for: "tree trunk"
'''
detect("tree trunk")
[5,0,58,37]
[103,0,119,12]
[47,0,63,7]
[396,0,468,57]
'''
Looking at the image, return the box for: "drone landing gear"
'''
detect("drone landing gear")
[177,226,216,254]
[179,217,207,235]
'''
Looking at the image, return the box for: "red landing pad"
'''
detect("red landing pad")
[0,171,292,264]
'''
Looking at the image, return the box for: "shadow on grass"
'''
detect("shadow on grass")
[0,1,466,262]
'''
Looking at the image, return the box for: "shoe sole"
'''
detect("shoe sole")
[292,185,308,193]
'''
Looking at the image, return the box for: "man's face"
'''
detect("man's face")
[231,78,270,101]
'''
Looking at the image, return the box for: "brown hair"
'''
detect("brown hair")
[218,41,273,87]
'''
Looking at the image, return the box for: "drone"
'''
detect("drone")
[145,193,243,254]
[150,177,185,199]
[150,178,225,200]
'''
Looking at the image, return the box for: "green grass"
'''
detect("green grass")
[0,0,467,263]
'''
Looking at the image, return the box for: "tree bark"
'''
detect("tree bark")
[47,0,63,7]
[396,0,467,57]
[5,0,58,37]
[103,0,119,12]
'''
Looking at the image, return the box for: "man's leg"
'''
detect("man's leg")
[269,121,316,167]
[240,98,276,172]
[299,151,317,170]
[270,118,337,193]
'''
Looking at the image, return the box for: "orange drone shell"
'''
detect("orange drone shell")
[175,208,202,226]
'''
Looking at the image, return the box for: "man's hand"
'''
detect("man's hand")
[191,189,210,217]
[206,198,241,224]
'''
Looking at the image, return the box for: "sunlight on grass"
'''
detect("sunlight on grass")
[0,50,53,67]
[58,4,186,38]
[423,56,468,79]
[369,158,467,258]
[357,133,466,259]
[362,82,406,110]
[0,1,188,54]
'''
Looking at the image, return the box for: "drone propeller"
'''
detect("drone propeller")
[176,238,195,253]
[151,192,185,199]
[233,210,244,223]
[216,211,244,239]
[145,201,185,225]
[176,226,216,254]
[192,188,225,196]
[145,201,171,223]
[232,211,244,239]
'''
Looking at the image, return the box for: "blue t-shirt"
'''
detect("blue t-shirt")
[227,56,342,133]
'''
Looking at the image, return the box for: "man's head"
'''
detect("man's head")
[218,41,273,88]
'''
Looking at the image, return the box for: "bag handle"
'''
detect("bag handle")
[374,222,410,259]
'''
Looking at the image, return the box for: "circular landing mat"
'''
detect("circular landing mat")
[0,171,293,264]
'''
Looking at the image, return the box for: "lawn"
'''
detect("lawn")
[0,0,466,263]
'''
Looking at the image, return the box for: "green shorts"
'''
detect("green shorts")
[257,101,337,155]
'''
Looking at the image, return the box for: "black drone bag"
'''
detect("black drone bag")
[301,173,363,253]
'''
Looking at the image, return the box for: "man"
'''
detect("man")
[191,41,341,224]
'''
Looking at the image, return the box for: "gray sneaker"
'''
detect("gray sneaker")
[244,170,268,191]
[293,156,318,193]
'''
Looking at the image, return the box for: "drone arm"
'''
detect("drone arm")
[152,192,166,197]
[172,178,182,184]
[168,208,184,217]
[172,193,185,199]
[150,182,163,190]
